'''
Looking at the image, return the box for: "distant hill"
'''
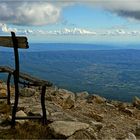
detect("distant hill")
[1,43,140,52]
[28,43,140,51]
[1,44,140,102]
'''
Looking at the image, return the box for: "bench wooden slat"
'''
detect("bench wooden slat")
[0,66,52,87]
[0,37,29,49]
[0,32,49,126]
[15,116,42,120]
[0,97,8,99]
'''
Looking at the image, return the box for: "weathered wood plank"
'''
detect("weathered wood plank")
[0,66,53,87]
[0,36,29,49]
[0,97,8,99]
[15,116,42,120]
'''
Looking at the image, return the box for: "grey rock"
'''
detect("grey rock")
[135,123,140,136]
[0,120,2,124]
[58,89,75,100]
[19,87,36,97]
[89,112,104,122]
[125,132,137,140]
[118,102,128,110]
[0,126,11,130]
[8,110,27,125]
[62,95,75,109]
[133,96,140,109]
[90,121,103,131]
[45,86,58,101]
[48,121,89,138]
[16,110,27,116]
[106,103,115,108]
[48,112,77,122]
[28,108,42,116]
[16,110,28,124]
[123,108,134,115]
[108,138,117,140]
[76,91,89,100]
[46,101,63,113]
[67,127,97,140]
[46,88,75,109]
[87,94,106,104]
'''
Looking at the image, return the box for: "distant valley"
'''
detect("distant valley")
[1,43,140,102]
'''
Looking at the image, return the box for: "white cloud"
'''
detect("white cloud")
[36,28,96,36]
[61,28,97,35]
[0,2,61,26]
[1,24,17,33]
[1,23,140,37]
[128,30,140,36]
[115,29,126,35]
[82,0,140,21]
[103,29,140,36]
[57,0,140,21]
[59,0,140,21]
[1,0,140,26]
[0,24,97,36]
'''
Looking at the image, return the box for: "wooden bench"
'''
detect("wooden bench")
[0,32,52,127]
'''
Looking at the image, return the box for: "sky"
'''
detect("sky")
[1,0,140,44]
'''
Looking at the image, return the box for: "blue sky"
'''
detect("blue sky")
[1,1,140,44]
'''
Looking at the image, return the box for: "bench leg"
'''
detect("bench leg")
[7,73,11,105]
[41,86,47,125]
[11,76,19,128]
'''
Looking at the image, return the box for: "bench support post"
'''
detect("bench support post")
[11,32,20,127]
[11,77,19,127]
[0,32,52,127]
[7,73,11,105]
[41,85,47,125]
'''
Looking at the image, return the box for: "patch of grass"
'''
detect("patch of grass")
[0,101,54,139]
[0,121,53,139]
[0,102,11,114]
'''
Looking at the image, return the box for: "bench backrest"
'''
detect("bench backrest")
[0,33,28,49]
[0,32,29,81]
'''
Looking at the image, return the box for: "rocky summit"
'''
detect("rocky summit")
[1,81,140,139]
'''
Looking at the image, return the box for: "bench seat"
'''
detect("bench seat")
[0,32,53,127]
[0,66,52,87]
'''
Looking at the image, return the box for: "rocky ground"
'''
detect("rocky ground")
[1,80,140,139]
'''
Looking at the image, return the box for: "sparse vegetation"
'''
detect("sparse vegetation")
[0,102,53,139]
[1,82,140,139]
[0,102,11,114]
[0,121,51,139]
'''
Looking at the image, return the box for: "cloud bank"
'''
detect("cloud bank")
[93,0,140,21]
[0,0,140,26]
[1,23,140,37]
[0,23,97,35]
[0,2,61,26]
